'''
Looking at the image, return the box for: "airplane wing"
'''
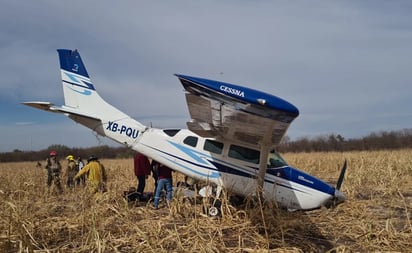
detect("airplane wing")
[175,74,300,192]
[175,74,299,148]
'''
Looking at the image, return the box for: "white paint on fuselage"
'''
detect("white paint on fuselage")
[130,128,333,210]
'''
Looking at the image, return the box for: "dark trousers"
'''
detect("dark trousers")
[47,169,52,186]
[76,174,86,186]
[136,175,146,196]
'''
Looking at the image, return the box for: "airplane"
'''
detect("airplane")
[23,49,347,213]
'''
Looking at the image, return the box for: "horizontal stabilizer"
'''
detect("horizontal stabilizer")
[22,101,100,121]
[22,101,57,112]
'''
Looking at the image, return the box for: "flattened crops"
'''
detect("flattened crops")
[1,150,411,252]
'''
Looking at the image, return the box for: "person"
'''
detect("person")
[151,160,160,194]
[74,155,107,194]
[65,155,77,188]
[75,156,85,186]
[134,153,151,199]
[153,163,173,209]
[45,150,63,193]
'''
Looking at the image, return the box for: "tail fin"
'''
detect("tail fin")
[57,49,146,139]
[24,49,146,147]
[57,49,130,120]
[58,49,100,113]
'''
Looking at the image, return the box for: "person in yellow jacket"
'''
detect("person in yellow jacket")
[74,155,107,194]
[65,155,77,188]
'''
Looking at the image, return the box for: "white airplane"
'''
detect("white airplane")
[23,49,346,212]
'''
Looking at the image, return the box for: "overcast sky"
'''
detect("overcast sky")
[1,1,411,152]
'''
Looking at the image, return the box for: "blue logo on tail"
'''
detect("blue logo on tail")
[72,64,79,72]
[68,87,92,95]
[62,71,95,93]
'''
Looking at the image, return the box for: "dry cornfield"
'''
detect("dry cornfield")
[1,149,411,252]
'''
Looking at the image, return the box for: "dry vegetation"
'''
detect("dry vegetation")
[1,150,411,252]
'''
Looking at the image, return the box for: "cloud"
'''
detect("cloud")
[1,1,412,151]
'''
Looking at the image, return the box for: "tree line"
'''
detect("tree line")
[1,128,411,163]
[277,128,412,153]
[0,144,135,163]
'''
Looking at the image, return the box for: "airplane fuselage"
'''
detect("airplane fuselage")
[138,128,338,210]
[68,112,340,210]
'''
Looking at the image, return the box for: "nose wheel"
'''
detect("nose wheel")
[202,199,222,217]
[199,185,223,217]
[207,206,219,217]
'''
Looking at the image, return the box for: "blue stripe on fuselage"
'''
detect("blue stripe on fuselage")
[141,142,220,178]
[267,167,335,195]
[143,141,334,196]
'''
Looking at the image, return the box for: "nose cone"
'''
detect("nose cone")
[323,189,346,208]
[334,189,346,204]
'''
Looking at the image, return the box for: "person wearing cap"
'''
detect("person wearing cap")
[74,155,107,194]
[45,150,63,193]
[65,155,77,188]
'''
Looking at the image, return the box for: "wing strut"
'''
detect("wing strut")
[256,122,276,198]
[257,147,269,194]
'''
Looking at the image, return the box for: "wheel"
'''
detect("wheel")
[208,206,219,217]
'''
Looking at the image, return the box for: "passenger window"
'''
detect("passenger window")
[163,129,180,137]
[183,136,198,147]
[204,140,223,154]
[228,145,260,164]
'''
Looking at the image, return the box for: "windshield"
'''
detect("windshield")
[267,150,288,168]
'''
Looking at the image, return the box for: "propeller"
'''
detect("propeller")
[326,159,348,207]
[324,160,348,208]
[336,159,347,191]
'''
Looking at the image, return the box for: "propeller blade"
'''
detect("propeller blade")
[336,159,347,190]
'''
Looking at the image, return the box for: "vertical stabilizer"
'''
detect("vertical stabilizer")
[58,49,95,109]
[57,49,128,120]
[56,49,146,141]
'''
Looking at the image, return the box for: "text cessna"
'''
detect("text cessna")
[220,85,245,98]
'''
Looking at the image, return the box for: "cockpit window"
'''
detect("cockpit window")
[183,136,198,147]
[163,129,181,137]
[267,150,288,168]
